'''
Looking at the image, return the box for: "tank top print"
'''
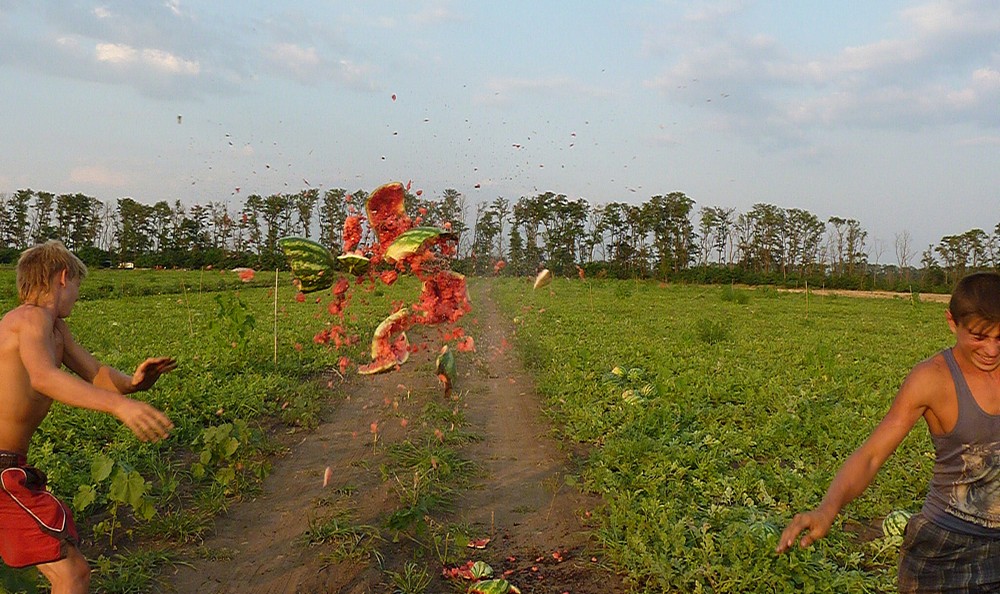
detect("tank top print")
[922,348,1000,537]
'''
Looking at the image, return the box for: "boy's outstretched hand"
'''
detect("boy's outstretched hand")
[776,508,835,553]
[115,398,174,443]
[130,357,177,392]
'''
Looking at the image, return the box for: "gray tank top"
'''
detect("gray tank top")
[922,348,1000,537]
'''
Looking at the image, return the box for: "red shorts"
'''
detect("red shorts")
[0,453,79,568]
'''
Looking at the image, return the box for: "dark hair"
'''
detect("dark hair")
[949,272,1000,328]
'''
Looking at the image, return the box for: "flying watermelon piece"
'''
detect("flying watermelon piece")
[278,236,337,293]
[336,252,370,276]
[533,268,552,290]
[415,270,471,325]
[358,308,411,375]
[365,181,412,247]
[383,226,457,263]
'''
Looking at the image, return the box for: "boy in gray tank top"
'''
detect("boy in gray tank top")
[777,272,1000,593]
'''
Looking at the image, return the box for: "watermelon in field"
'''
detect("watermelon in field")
[882,510,912,538]
[278,237,337,293]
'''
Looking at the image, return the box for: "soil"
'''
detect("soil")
[778,287,950,303]
[166,283,628,594]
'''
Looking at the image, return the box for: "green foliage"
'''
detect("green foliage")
[720,285,750,304]
[90,549,174,594]
[74,454,156,547]
[190,420,251,487]
[386,561,432,594]
[0,566,39,594]
[695,318,730,344]
[492,277,948,592]
[210,293,256,350]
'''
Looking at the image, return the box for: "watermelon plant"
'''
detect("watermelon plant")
[491,277,947,592]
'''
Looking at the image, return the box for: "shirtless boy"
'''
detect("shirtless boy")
[0,240,175,594]
[778,272,1000,592]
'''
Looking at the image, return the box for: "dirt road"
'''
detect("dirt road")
[167,283,625,593]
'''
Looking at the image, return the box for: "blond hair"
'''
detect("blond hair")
[16,240,88,304]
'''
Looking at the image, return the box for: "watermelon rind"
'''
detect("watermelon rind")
[468,579,513,594]
[383,226,456,262]
[336,252,370,276]
[882,510,912,538]
[278,236,337,293]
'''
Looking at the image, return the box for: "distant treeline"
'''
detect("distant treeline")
[2,187,997,293]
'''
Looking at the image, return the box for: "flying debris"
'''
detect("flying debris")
[435,345,456,399]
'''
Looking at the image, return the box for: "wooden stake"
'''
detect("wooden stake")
[273,268,279,365]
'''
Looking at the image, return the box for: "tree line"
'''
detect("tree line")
[1,187,996,292]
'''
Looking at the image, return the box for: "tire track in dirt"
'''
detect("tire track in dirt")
[167,281,626,593]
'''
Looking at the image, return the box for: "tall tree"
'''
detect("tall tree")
[293,188,320,238]
[645,192,696,276]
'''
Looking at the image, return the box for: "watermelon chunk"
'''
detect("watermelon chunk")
[358,308,411,375]
[278,236,337,293]
[383,226,456,263]
[365,182,412,247]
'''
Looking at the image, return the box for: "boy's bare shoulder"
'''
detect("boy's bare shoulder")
[902,351,952,398]
[0,305,54,336]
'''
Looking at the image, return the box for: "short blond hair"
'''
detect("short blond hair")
[16,240,88,304]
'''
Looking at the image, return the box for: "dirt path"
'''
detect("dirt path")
[167,282,625,593]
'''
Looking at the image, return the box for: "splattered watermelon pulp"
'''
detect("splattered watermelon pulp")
[365,182,412,247]
[358,308,411,375]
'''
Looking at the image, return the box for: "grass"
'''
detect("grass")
[488,276,948,592]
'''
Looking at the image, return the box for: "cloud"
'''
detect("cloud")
[641,0,1000,146]
[0,4,245,98]
[261,41,377,90]
[409,1,464,26]
[69,165,128,188]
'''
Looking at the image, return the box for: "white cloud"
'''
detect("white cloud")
[410,1,463,26]
[69,165,127,187]
[96,42,137,64]
[94,42,199,75]
[901,0,1000,37]
[93,6,112,19]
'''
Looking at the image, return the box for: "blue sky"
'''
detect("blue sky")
[1,1,998,260]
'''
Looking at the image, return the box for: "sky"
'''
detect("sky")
[1,0,998,260]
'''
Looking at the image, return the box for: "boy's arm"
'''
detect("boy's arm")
[19,310,173,442]
[59,319,176,394]
[776,363,935,553]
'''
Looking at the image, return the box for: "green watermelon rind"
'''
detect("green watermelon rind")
[882,510,912,538]
[384,226,451,262]
[278,236,337,293]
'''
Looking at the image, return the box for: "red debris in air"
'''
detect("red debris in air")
[343,215,362,252]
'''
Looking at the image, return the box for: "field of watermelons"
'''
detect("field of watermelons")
[0,268,953,593]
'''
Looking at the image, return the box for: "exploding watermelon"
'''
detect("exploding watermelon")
[414,270,471,325]
[278,236,336,293]
[336,252,370,276]
[365,182,412,247]
[358,308,411,375]
[383,226,456,263]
